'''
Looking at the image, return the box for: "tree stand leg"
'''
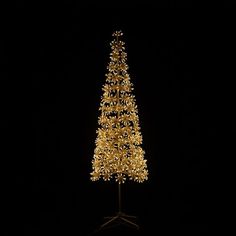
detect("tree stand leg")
[98,183,139,231]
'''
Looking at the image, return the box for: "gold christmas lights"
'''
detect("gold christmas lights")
[90,30,148,184]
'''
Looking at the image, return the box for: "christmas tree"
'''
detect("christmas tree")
[90,30,148,184]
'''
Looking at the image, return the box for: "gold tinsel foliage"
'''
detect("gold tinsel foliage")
[90,31,148,184]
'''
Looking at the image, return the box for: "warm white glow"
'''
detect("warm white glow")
[90,31,148,184]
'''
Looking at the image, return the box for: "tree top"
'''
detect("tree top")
[112,30,123,37]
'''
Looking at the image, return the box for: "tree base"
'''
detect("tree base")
[99,211,139,231]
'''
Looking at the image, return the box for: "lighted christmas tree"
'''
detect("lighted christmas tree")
[90,31,148,230]
[91,31,148,184]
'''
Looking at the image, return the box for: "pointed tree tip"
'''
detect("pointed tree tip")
[112,30,123,37]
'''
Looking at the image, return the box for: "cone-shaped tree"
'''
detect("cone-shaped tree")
[90,30,148,184]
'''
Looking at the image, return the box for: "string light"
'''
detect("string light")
[90,31,148,184]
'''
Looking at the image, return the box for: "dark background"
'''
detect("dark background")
[3,2,229,236]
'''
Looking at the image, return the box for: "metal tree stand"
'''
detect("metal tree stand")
[98,183,139,231]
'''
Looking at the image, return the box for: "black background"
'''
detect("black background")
[3,2,230,236]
